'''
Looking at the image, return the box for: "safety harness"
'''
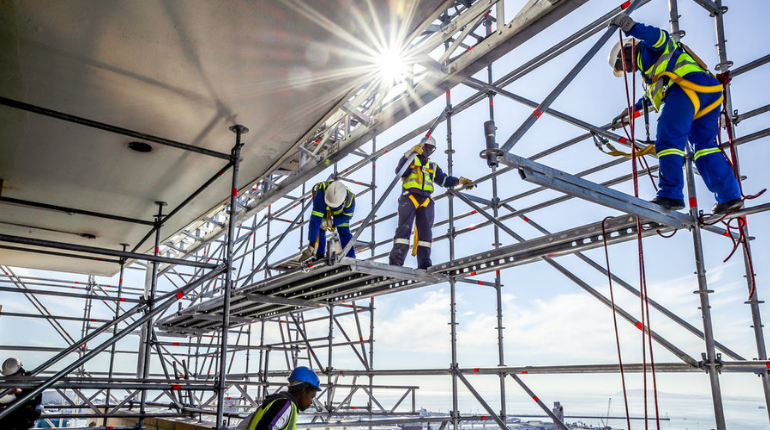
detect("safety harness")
[407,194,431,256]
[402,157,438,193]
[639,32,722,120]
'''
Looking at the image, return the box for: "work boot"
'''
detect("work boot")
[650,196,685,211]
[711,198,744,215]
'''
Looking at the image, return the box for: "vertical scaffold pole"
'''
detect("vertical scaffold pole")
[484,9,507,421]
[369,136,377,426]
[327,305,335,422]
[445,83,459,430]
[685,151,726,430]
[215,124,247,429]
[104,243,128,427]
[711,0,770,419]
[139,200,166,429]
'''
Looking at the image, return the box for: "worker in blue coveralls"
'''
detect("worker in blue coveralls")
[298,180,356,262]
[388,136,474,270]
[608,13,743,214]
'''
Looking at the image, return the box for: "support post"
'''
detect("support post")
[684,150,726,430]
[104,243,128,427]
[215,124,247,430]
[711,0,770,420]
[443,86,460,430]
[139,201,167,428]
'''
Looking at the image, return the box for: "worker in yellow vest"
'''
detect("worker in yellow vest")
[609,13,742,214]
[236,366,319,430]
[388,136,473,269]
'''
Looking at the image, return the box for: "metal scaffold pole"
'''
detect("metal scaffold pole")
[483,8,507,421]
[710,0,770,421]
[444,85,460,430]
[139,200,167,428]
[685,156,727,429]
[215,124,247,430]
[104,243,128,427]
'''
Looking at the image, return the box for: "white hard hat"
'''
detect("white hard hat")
[421,136,436,156]
[608,38,636,77]
[324,181,347,208]
[2,357,22,376]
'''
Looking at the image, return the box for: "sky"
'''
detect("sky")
[1,1,770,429]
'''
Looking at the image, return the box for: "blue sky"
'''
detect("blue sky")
[1,1,769,429]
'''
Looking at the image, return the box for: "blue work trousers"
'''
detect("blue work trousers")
[655,72,740,204]
[316,215,355,259]
[389,192,434,270]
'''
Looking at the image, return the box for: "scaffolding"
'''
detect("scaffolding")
[1,1,769,430]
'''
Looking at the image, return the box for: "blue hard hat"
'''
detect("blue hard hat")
[288,366,320,390]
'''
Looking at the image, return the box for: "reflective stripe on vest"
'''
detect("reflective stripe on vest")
[636,30,705,111]
[248,397,297,430]
[403,158,437,193]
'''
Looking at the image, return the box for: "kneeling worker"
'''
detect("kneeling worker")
[236,366,320,430]
[388,136,474,270]
[298,180,356,262]
[0,358,42,430]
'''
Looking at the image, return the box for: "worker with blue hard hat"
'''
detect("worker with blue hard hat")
[608,13,743,214]
[236,366,320,430]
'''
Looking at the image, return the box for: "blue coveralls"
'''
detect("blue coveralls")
[626,23,740,204]
[388,154,459,269]
[308,186,356,259]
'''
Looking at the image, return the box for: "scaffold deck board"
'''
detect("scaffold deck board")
[157,259,448,334]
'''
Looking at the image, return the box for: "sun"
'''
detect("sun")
[375,48,408,82]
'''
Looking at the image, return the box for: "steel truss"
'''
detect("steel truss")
[1,1,769,430]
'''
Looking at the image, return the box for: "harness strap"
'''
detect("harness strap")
[408,195,431,209]
[597,141,656,158]
[652,71,723,120]
[407,195,431,256]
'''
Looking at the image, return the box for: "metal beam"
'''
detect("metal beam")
[500,152,695,230]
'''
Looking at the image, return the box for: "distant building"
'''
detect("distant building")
[552,401,563,424]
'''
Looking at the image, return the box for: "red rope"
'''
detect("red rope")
[712,71,764,300]
[619,33,661,429]
[601,216,632,430]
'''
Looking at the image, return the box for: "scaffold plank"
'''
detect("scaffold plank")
[157,260,448,333]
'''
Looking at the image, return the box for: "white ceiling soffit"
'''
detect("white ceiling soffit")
[0,0,447,276]
[157,0,589,269]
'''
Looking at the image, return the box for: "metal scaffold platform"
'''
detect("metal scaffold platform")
[158,260,447,333]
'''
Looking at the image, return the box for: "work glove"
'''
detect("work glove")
[610,13,635,33]
[459,177,475,190]
[297,244,315,262]
[610,107,629,130]
[404,144,423,158]
[320,217,334,231]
